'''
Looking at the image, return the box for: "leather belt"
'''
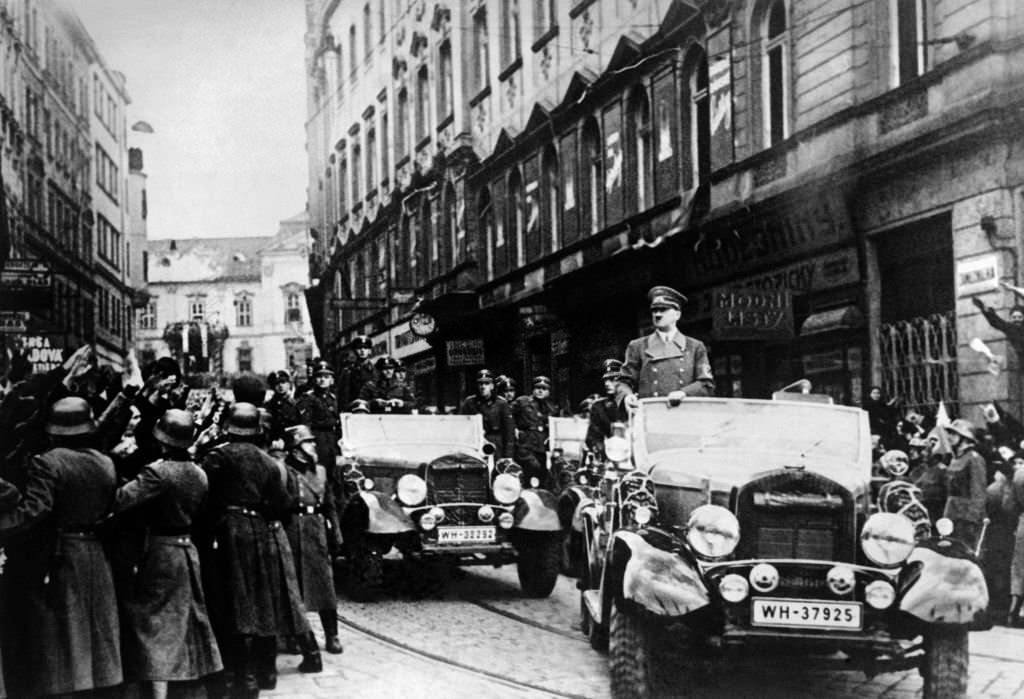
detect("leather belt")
[296,505,321,516]
[149,534,192,546]
[225,505,263,518]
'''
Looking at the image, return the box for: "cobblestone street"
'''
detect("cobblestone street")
[264,566,1024,698]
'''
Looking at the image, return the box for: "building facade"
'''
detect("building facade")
[305,0,1024,423]
[136,213,319,383]
[0,0,134,373]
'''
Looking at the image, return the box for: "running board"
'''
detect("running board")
[583,589,602,626]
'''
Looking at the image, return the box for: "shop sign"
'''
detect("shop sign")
[956,254,1000,297]
[411,356,436,375]
[18,334,66,373]
[392,320,431,360]
[0,311,29,333]
[712,289,794,340]
[684,247,858,322]
[684,193,853,284]
[0,259,52,311]
[445,339,485,367]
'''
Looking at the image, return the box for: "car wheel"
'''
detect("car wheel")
[921,627,968,699]
[609,600,654,699]
[517,531,562,598]
[347,544,383,602]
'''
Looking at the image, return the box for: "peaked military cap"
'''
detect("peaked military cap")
[476,369,495,384]
[648,285,688,310]
[602,358,624,380]
[351,335,372,350]
[533,376,552,389]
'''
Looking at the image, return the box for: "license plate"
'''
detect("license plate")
[751,598,862,630]
[436,526,496,544]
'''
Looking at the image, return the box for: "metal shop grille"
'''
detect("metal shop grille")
[875,311,959,418]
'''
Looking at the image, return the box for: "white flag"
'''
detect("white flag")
[935,401,951,427]
[181,323,189,356]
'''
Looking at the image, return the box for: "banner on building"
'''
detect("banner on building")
[445,339,485,367]
[711,288,794,340]
[707,25,734,172]
[603,101,623,223]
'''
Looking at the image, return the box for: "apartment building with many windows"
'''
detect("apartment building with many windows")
[306,0,1024,422]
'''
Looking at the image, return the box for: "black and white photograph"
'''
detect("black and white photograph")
[0,0,1022,697]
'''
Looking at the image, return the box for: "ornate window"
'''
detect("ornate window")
[366,127,376,190]
[507,168,524,267]
[396,89,409,157]
[237,345,253,373]
[687,47,711,186]
[188,296,206,322]
[444,181,458,266]
[626,85,652,213]
[285,291,303,323]
[138,299,157,330]
[235,294,253,327]
[533,0,555,41]
[541,144,559,252]
[581,117,602,235]
[761,0,790,146]
[438,41,454,121]
[891,0,927,86]
[363,3,372,60]
[478,186,495,279]
[416,66,429,141]
[349,24,357,77]
[473,7,490,92]
[338,156,348,215]
[500,0,521,68]
[352,143,362,201]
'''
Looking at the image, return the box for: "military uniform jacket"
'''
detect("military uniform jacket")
[359,378,416,413]
[622,331,714,398]
[284,459,338,611]
[297,389,340,433]
[512,396,561,453]
[266,393,302,442]
[586,396,629,457]
[459,394,515,458]
[338,360,376,406]
[943,447,988,524]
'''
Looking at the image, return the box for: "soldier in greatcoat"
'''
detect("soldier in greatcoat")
[512,376,563,488]
[360,356,415,414]
[266,370,302,445]
[393,360,418,412]
[283,425,343,654]
[297,361,341,471]
[0,397,123,697]
[200,402,294,698]
[110,408,223,697]
[337,336,376,407]
[460,369,515,459]
[622,286,715,399]
[586,360,634,461]
[942,419,989,548]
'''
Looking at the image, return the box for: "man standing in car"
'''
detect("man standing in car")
[337,336,376,407]
[622,286,714,399]
[512,376,562,488]
[460,369,514,459]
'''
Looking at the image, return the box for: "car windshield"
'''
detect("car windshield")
[341,413,483,461]
[638,398,864,465]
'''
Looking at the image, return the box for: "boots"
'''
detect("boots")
[233,636,260,699]
[1008,595,1024,627]
[320,610,344,654]
[253,636,278,690]
[297,631,323,673]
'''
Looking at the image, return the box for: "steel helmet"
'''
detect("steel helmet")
[285,424,317,450]
[225,402,262,436]
[46,397,96,436]
[153,409,196,449]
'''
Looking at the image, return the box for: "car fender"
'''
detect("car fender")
[612,529,709,617]
[557,486,598,532]
[899,541,989,625]
[514,488,562,532]
[356,490,417,535]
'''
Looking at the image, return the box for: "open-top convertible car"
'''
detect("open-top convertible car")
[578,396,988,699]
[337,413,563,600]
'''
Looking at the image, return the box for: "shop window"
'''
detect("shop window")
[761,0,789,147]
[626,85,652,214]
[541,144,560,252]
[891,0,927,87]
[580,117,602,235]
[507,168,524,267]
[478,186,495,279]
[686,47,711,187]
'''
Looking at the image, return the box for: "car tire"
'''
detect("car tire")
[921,626,968,699]
[517,531,561,598]
[609,600,654,699]
[347,544,383,602]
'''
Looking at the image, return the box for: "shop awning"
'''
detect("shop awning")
[800,305,865,336]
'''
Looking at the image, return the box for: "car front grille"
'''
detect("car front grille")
[736,469,855,562]
[427,461,490,508]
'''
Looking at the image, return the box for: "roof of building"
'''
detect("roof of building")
[145,213,310,284]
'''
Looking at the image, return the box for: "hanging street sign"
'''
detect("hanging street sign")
[0,311,29,333]
[0,259,53,311]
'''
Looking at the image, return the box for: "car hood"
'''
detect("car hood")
[646,448,870,495]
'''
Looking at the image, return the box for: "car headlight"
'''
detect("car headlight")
[632,505,653,526]
[362,478,375,491]
[429,506,445,523]
[719,573,749,603]
[396,474,427,506]
[420,513,437,531]
[864,580,896,609]
[686,504,740,559]
[477,505,494,522]
[492,473,522,504]
[604,436,630,465]
[497,511,514,529]
[860,512,916,567]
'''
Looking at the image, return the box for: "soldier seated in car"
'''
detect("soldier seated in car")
[359,356,415,414]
